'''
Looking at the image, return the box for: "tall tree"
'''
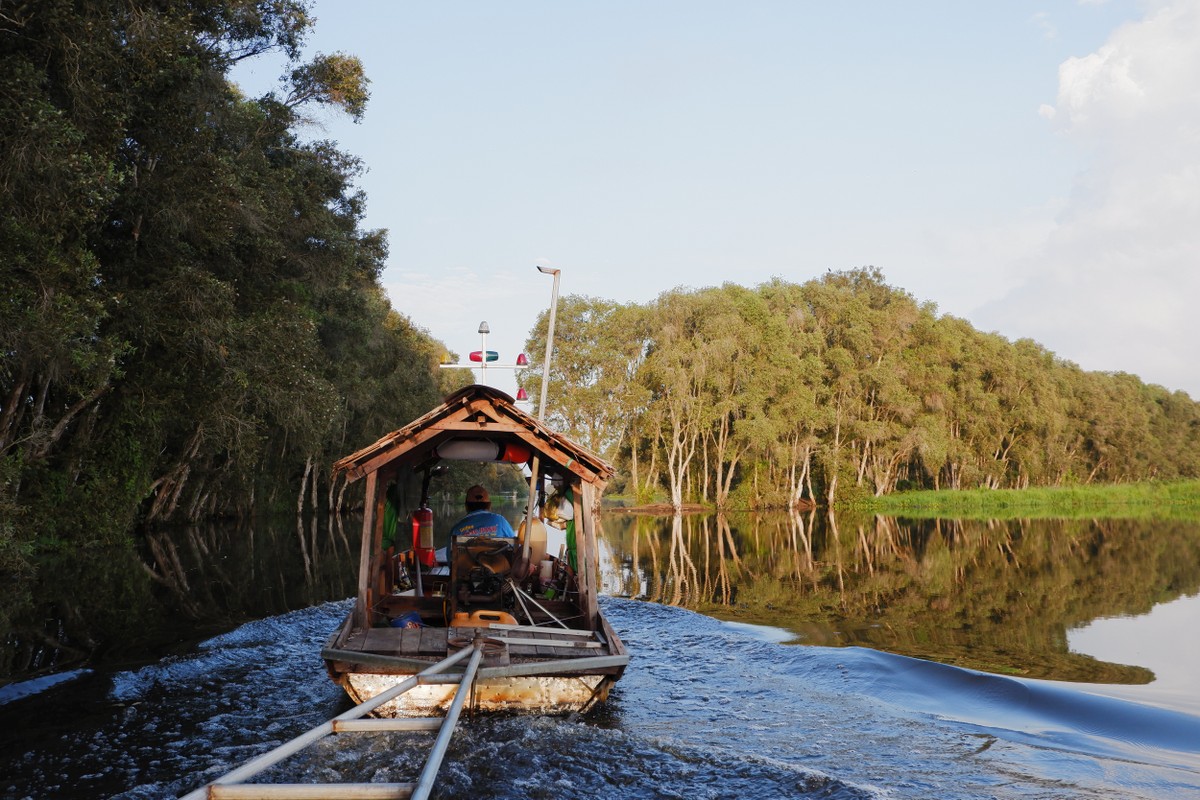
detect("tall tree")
[1,0,446,574]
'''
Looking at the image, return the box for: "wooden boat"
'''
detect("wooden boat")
[322,384,629,716]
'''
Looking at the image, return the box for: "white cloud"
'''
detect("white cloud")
[1049,1,1200,138]
[975,0,1200,398]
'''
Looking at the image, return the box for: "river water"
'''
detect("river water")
[3,510,1200,799]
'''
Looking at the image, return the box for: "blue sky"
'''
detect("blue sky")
[235,1,1200,399]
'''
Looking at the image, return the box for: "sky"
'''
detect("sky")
[235,0,1200,400]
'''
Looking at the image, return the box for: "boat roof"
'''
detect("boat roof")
[332,384,613,487]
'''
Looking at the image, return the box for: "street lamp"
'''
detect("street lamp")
[534,266,561,423]
[521,265,562,577]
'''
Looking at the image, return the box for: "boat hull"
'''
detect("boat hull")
[340,671,614,717]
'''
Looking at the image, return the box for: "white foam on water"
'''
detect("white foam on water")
[109,600,350,703]
[719,618,798,644]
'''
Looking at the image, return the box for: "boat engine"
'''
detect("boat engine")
[453,537,515,610]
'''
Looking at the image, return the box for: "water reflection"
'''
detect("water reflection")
[1,516,357,681]
[597,510,1200,685]
[1,500,528,683]
[1068,592,1200,714]
[141,514,357,621]
[7,507,1200,693]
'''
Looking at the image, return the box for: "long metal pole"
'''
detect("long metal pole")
[520,267,562,574]
[179,646,475,800]
[410,643,486,800]
[535,266,561,422]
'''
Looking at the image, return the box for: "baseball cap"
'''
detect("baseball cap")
[466,485,489,503]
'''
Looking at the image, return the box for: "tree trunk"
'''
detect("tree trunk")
[297,456,314,516]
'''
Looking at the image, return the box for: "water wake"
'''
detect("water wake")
[3,597,1199,799]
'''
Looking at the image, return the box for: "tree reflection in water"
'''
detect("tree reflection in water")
[1,515,357,682]
[7,509,1198,690]
[599,510,1200,684]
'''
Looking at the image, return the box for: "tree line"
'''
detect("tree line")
[0,1,454,609]
[523,270,1200,509]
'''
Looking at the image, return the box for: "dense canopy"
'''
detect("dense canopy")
[522,270,1200,509]
[0,0,455,626]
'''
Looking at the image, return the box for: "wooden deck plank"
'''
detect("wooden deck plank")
[361,627,405,654]
[339,630,368,652]
[506,640,537,657]
[532,629,555,659]
[418,626,448,655]
[399,628,421,656]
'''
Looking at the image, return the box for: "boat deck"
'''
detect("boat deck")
[337,624,612,661]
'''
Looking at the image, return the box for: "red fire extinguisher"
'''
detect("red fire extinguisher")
[412,505,435,567]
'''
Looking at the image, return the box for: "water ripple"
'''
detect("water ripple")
[2,597,1198,799]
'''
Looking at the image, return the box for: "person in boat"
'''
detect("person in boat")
[543,473,577,570]
[449,484,516,538]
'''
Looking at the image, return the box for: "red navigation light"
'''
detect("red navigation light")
[469,350,500,363]
[516,353,529,366]
[516,387,529,401]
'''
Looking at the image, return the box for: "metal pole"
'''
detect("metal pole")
[410,642,486,800]
[478,321,487,384]
[179,646,475,800]
[535,267,561,422]
[520,267,561,574]
[508,579,569,628]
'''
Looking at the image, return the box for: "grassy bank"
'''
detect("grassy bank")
[850,479,1200,521]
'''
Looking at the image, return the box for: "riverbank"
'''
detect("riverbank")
[604,502,710,514]
[851,479,1200,520]
[601,497,819,514]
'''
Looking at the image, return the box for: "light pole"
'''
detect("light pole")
[520,265,561,579]
[534,265,561,422]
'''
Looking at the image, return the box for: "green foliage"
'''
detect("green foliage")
[286,52,370,121]
[531,270,1200,509]
[432,463,531,509]
[1,2,446,586]
[856,479,1200,521]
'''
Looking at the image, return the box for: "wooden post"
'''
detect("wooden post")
[355,471,378,630]
[578,481,600,627]
[518,455,540,578]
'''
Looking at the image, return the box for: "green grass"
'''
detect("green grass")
[850,479,1200,521]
